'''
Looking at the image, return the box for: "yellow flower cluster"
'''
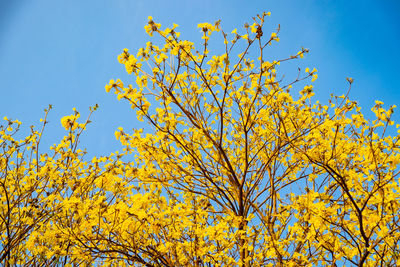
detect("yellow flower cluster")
[60,113,80,130]
[144,16,161,36]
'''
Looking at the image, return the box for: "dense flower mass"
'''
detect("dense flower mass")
[1,12,400,266]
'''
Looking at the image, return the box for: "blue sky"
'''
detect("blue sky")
[1,0,399,156]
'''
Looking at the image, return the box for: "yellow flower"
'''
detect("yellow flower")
[60,113,80,131]
[311,74,318,82]
[144,16,161,36]
[105,79,124,93]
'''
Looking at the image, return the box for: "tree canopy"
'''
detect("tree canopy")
[1,12,400,267]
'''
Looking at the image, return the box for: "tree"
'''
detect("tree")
[1,12,400,266]
[0,106,105,266]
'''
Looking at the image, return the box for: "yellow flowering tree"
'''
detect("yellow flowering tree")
[0,105,99,265]
[98,13,400,266]
[2,12,400,267]
[100,12,318,267]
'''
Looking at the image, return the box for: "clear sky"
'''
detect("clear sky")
[1,0,399,156]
